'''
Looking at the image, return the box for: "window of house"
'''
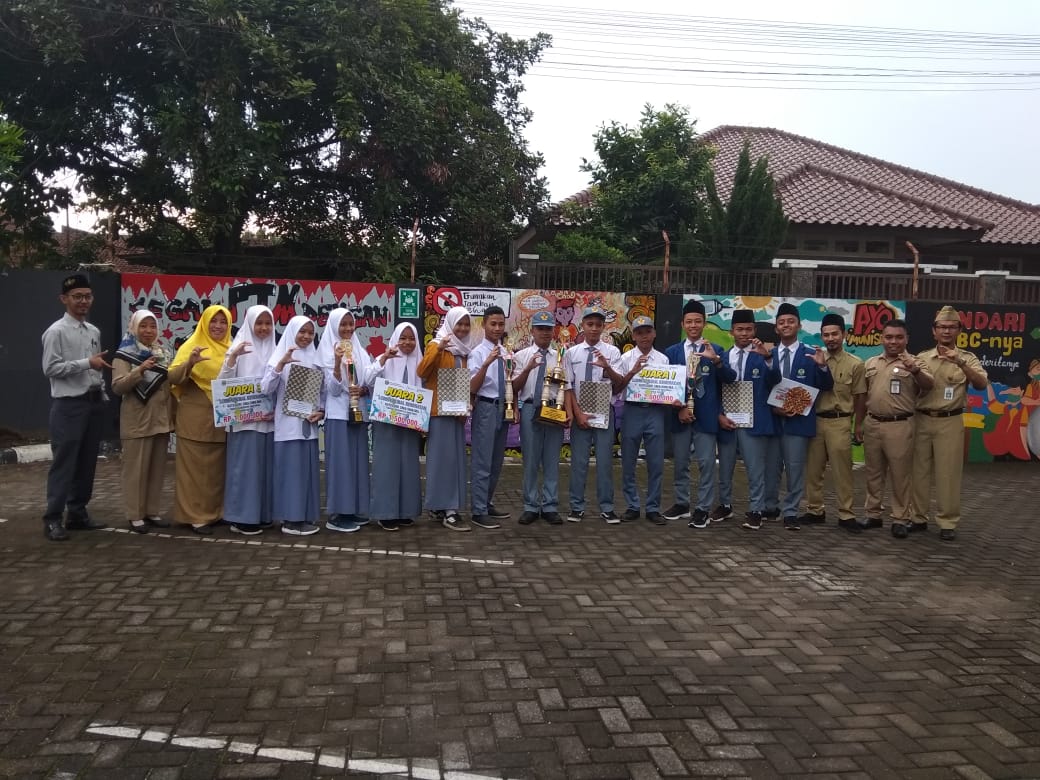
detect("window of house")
[864,240,890,255]
[835,239,860,253]
[802,238,829,252]
[999,258,1022,274]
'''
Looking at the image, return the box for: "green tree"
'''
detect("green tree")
[579,104,714,262]
[0,0,549,270]
[698,139,788,268]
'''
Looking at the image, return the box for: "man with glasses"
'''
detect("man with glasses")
[906,305,988,542]
[41,274,111,541]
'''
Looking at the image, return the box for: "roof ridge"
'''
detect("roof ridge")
[778,163,996,230]
[702,125,1040,213]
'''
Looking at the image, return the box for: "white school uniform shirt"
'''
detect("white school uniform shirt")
[618,346,669,376]
[468,338,507,401]
[728,345,754,380]
[261,363,326,441]
[563,339,623,401]
[218,306,275,433]
[511,344,567,403]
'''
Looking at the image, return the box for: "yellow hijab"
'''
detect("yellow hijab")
[170,305,232,402]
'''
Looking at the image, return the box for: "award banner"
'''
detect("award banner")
[767,378,820,417]
[282,364,323,419]
[212,375,274,427]
[370,378,433,433]
[625,365,685,405]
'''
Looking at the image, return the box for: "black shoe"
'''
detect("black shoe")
[763,508,780,520]
[487,505,510,520]
[688,509,710,529]
[601,511,621,525]
[662,504,691,521]
[783,515,801,531]
[859,517,883,530]
[143,515,170,528]
[837,519,862,534]
[518,511,539,525]
[230,522,263,536]
[45,522,69,541]
[940,528,956,541]
[396,517,414,527]
[66,515,107,531]
[891,521,909,539]
[191,523,214,536]
[742,511,763,530]
[471,515,501,529]
[129,519,150,534]
[443,513,470,532]
[622,508,640,523]
[799,511,826,525]
[646,511,665,526]
[567,510,584,523]
[543,511,563,525]
[710,505,734,522]
[907,521,928,534]
[378,518,399,531]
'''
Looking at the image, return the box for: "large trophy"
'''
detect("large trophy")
[539,333,569,425]
[342,339,364,424]
[502,340,515,421]
[685,349,698,418]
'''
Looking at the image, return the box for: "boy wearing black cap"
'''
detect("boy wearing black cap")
[800,313,866,533]
[663,299,736,528]
[40,274,112,541]
[767,302,833,531]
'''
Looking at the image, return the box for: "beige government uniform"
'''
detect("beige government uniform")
[805,349,865,520]
[912,347,986,530]
[862,353,931,521]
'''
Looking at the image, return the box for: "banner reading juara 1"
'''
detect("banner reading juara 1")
[907,302,1040,463]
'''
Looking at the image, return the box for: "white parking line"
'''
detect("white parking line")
[86,723,512,778]
[100,527,514,566]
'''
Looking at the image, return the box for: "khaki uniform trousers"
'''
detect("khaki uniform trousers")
[121,434,170,521]
[912,414,964,530]
[805,416,855,520]
[863,416,915,521]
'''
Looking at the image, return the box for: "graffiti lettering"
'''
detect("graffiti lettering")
[959,332,1023,357]
[957,310,1027,332]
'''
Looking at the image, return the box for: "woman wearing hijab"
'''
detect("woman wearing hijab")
[364,323,424,531]
[417,306,473,531]
[262,315,326,536]
[318,308,373,533]
[112,310,186,533]
[169,305,232,534]
[219,305,276,535]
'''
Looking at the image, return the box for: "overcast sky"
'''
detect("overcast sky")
[459,0,1040,206]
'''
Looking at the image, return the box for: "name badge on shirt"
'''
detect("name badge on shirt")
[944,386,955,401]
[890,379,901,395]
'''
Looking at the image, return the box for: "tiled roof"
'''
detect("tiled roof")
[699,126,1040,245]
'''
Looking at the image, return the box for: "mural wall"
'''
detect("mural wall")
[121,274,395,357]
[907,302,1040,463]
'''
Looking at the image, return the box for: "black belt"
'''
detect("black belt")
[917,409,963,418]
[869,412,913,422]
[63,389,104,402]
[476,396,500,404]
[817,411,852,419]
[625,401,651,408]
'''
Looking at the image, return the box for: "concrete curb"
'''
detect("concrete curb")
[0,443,52,465]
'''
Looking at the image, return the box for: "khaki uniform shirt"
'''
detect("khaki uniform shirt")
[864,353,931,416]
[916,347,987,413]
[816,349,866,415]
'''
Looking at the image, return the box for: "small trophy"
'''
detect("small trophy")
[503,340,515,421]
[343,340,364,424]
[539,335,568,425]
[685,350,698,418]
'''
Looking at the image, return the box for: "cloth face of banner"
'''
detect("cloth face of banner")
[767,378,820,417]
[370,377,433,433]
[212,376,275,427]
[282,364,323,419]
[624,365,685,405]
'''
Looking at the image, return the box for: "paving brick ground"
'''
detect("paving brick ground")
[1,455,1039,779]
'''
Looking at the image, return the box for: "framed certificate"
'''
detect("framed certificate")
[282,364,323,419]
[437,366,470,416]
[625,365,685,405]
[370,378,433,433]
[722,381,754,428]
[578,381,612,429]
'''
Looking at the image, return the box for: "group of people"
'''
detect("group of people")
[41,273,986,544]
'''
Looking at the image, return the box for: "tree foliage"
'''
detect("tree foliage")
[0,0,550,271]
[697,140,788,268]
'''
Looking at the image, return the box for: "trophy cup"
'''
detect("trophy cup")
[685,349,698,418]
[538,334,569,425]
[503,340,515,421]
[343,340,364,424]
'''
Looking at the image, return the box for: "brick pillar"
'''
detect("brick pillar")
[975,271,1007,304]
[789,267,815,298]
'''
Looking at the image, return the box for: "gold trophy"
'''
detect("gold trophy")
[686,350,698,418]
[503,339,515,421]
[343,340,364,424]
[539,333,569,425]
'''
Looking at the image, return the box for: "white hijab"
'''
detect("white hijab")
[267,315,319,370]
[383,323,424,386]
[435,305,474,357]
[228,305,275,377]
[317,307,372,375]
